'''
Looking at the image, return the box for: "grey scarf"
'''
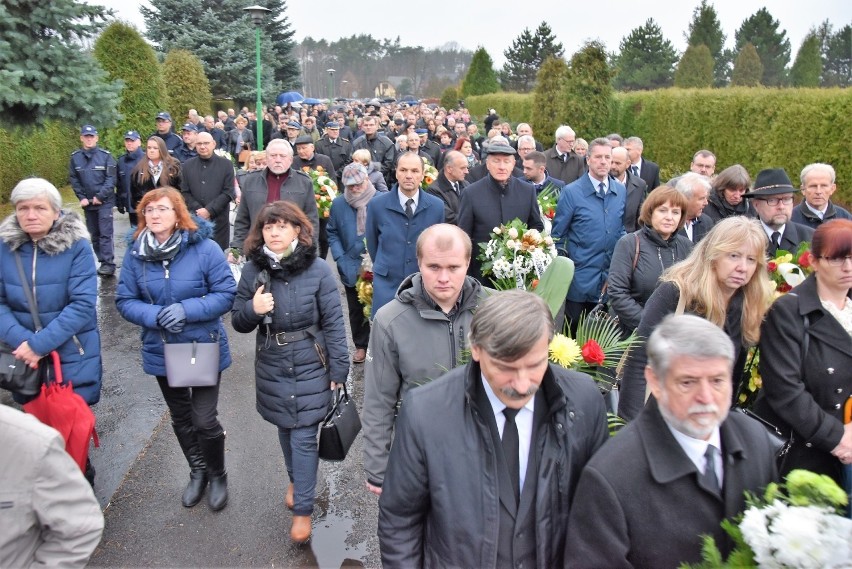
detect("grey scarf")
[344,183,377,235]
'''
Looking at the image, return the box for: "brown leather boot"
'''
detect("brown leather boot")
[290,515,312,543]
[285,483,294,510]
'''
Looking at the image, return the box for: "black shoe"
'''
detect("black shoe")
[97,264,115,276]
[182,470,208,507]
[85,458,96,488]
[172,423,208,508]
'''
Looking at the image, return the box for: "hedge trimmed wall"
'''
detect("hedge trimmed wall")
[1,121,79,203]
[467,88,852,207]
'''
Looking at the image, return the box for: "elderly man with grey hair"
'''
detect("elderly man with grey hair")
[624,136,661,190]
[675,172,715,243]
[565,314,777,569]
[545,125,585,184]
[378,290,607,569]
[791,162,852,229]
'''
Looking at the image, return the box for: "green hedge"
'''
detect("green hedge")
[0,121,80,203]
[467,88,852,207]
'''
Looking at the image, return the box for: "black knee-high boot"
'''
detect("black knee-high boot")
[198,432,228,511]
[172,423,208,507]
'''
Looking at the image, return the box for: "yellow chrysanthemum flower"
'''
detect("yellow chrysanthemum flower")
[549,334,581,367]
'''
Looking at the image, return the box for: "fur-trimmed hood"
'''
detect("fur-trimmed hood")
[247,240,317,278]
[0,210,90,255]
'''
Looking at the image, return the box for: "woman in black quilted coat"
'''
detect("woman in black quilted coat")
[231,201,348,543]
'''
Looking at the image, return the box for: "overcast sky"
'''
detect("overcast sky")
[89,0,849,66]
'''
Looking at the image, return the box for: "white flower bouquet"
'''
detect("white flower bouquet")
[478,218,557,291]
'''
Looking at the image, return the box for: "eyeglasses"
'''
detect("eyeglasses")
[756,196,794,206]
[143,206,174,215]
[820,256,852,267]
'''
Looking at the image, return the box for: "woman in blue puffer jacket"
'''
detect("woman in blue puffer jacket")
[116,187,236,512]
[231,200,348,544]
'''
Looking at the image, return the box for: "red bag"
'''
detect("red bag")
[24,351,99,471]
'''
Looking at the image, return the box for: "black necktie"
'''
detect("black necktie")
[700,445,721,496]
[597,182,606,199]
[770,231,781,254]
[452,181,459,194]
[405,198,414,219]
[562,154,568,163]
[502,407,520,504]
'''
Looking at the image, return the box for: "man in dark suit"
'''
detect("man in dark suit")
[676,173,715,244]
[180,132,235,249]
[791,162,852,229]
[744,168,815,257]
[425,150,469,225]
[565,314,778,568]
[625,136,661,191]
[379,291,607,569]
[457,142,544,282]
[610,146,647,233]
[544,125,585,185]
[366,152,444,316]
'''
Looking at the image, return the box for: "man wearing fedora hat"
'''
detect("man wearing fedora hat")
[457,141,544,282]
[744,168,814,257]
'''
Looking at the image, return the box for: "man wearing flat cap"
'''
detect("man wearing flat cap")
[293,135,337,259]
[457,141,544,282]
[744,168,814,257]
[315,120,353,187]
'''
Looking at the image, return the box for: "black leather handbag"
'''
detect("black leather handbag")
[318,384,361,461]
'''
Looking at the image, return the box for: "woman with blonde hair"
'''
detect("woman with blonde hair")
[618,216,773,420]
[351,148,388,192]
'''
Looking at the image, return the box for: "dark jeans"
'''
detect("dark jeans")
[155,375,224,439]
[278,424,320,516]
[319,218,329,260]
[344,285,370,349]
[84,204,115,266]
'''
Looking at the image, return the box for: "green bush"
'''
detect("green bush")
[0,121,79,203]
[465,87,851,208]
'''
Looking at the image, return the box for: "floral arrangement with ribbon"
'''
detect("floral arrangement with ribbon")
[478,218,558,291]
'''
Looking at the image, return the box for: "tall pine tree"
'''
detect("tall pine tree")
[789,32,822,87]
[0,0,121,125]
[731,43,763,87]
[461,48,500,97]
[685,0,727,86]
[500,22,564,92]
[94,22,167,152]
[822,24,851,87]
[734,8,791,87]
[613,19,678,91]
[675,44,714,88]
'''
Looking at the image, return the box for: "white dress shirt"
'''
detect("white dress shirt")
[666,424,724,487]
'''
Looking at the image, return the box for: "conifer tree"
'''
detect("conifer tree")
[685,0,727,85]
[460,48,500,97]
[94,22,167,152]
[563,42,612,139]
[734,7,791,86]
[499,22,564,92]
[790,33,822,87]
[0,0,121,125]
[822,24,851,87]
[530,56,569,147]
[162,50,213,122]
[730,43,763,87]
[613,19,678,91]
[674,44,715,88]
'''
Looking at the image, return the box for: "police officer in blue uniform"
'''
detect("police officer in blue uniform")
[174,123,199,163]
[151,111,183,156]
[70,125,117,276]
[116,130,144,226]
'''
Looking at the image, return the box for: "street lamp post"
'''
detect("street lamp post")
[244,5,271,150]
[327,68,335,103]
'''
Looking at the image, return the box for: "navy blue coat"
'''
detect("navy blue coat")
[69,146,117,205]
[116,221,236,376]
[552,175,626,303]
[327,192,381,287]
[231,245,349,429]
[0,212,102,404]
[116,148,144,211]
[366,188,444,316]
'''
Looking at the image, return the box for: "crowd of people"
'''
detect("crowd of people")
[1,96,851,567]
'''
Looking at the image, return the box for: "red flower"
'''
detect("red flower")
[363,271,373,282]
[531,279,539,290]
[798,251,812,268]
[777,282,793,293]
[581,339,605,365]
[767,261,777,272]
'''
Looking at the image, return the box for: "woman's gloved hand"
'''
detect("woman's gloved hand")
[158,303,186,333]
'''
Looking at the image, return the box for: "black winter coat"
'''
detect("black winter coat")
[704,192,752,224]
[231,244,349,429]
